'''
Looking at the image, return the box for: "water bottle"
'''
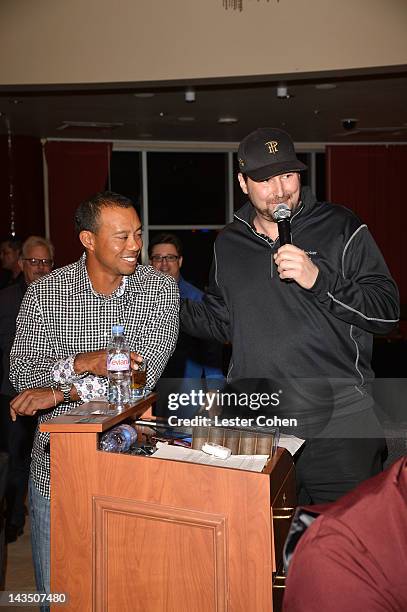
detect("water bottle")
[99,424,138,453]
[107,324,131,409]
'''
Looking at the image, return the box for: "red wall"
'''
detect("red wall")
[327,145,407,305]
[45,141,111,267]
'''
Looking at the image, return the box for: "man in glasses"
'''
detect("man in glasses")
[149,233,223,415]
[0,235,54,543]
[149,233,184,288]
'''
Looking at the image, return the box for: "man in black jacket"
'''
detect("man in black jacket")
[0,238,23,289]
[0,235,54,542]
[181,128,399,504]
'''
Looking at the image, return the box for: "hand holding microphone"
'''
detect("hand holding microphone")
[272,203,319,288]
[272,203,292,246]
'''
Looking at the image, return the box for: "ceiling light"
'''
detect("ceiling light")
[276,84,292,99]
[315,83,337,90]
[133,92,155,98]
[185,87,196,102]
[178,116,196,122]
[218,116,238,124]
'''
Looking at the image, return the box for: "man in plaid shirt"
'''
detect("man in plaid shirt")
[9,192,179,606]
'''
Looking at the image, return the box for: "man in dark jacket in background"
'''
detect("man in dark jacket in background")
[0,238,23,289]
[181,128,399,504]
[0,236,54,542]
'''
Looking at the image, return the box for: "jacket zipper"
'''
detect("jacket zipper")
[226,359,234,383]
[234,214,276,279]
[234,201,304,281]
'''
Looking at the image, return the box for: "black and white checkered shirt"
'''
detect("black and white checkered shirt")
[10,254,179,499]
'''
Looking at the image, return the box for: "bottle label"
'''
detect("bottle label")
[99,424,137,452]
[107,353,130,371]
[120,425,137,445]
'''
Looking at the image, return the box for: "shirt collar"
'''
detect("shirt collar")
[70,254,91,295]
[89,274,127,299]
[70,253,148,297]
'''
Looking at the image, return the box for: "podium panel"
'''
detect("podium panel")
[94,496,227,612]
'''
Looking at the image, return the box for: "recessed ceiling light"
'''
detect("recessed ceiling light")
[218,116,238,124]
[178,116,196,122]
[134,92,155,98]
[138,133,153,138]
[277,84,288,98]
[185,87,196,102]
[315,83,337,90]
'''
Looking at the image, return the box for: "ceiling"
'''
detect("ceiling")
[1,68,407,145]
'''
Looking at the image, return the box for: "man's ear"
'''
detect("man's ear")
[79,230,95,252]
[178,255,183,270]
[17,257,24,272]
[238,172,249,195]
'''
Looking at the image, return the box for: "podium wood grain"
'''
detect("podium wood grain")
[45,400,294,611]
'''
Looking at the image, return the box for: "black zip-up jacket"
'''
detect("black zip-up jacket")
[181,187,399,399]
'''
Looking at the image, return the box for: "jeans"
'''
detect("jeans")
[29,478,50,612]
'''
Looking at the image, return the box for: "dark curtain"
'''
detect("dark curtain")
[326,145,407,305]
[45,141,112,268]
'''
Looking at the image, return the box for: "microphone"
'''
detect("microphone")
[272,203,292,245]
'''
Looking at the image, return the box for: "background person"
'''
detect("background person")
[0,235,54,543]
[149,232,223,381]
[181,127,399,504]
[283,456,407,611]
[0,238,23,289]
[9,192,179,608]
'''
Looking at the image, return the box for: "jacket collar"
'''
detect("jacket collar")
[234,185,317,226]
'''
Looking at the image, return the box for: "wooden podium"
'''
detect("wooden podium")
[41,396,295,611]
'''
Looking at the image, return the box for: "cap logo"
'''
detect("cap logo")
[238,157,245,167]
[265,140,279,154]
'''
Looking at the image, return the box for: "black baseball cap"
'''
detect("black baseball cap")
[237,128,307,181]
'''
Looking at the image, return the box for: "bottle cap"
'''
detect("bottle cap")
[112,324,125,335]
